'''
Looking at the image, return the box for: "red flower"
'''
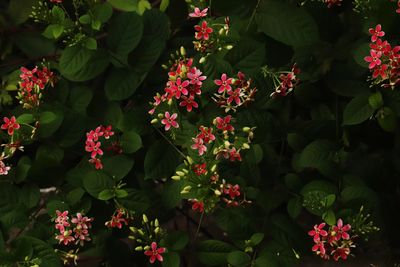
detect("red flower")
[0,160,11,176]
[228,147,242,161]
[215,115,234,132]
[179,95,198,112]
[144,242,166,264]
[101,125,114,139]
[194,21,213,40]
[308,223,328,242]
[198,126,215,143]
[171,78,189,99]
[332,219,351,241]
[55,210,70,232]
[187,67,206,86]
[86,126,104,142]
[227,88,242,105]
[364,50,382,69]
[191,137,207,156]
[372,64,388,79]
[332,247,350,261]
[325,0,342,8]
[89,158,103,170]
[193,163,207,176]
[191,199,204,213]
[85,141,104,158]
[397,0,400,13]
[214,73,233,93]
[1,116,20,136]
[56,229,75,245]
[50,0,63,3]
[369,24,385,42]
[161,112,179,131]
[189,7,208,18]
[105,209,129,229]
[224,184,241,199]
[312,241,326,255]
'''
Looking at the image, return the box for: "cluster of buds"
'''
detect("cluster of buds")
[54,210,93,246]
[308,219,355,261]
[263,64,301,98]
[85,125,115,170]
[105,208,132,229]
[212,72,257,113]
[150,47,207,133]
[129,214,167,264]
[17,65,55,109]
[188,6,231,55]
[364,24,400,88]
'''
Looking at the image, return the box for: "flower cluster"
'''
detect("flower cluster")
[364,24,400,88]
[1,116,20,136]
[308,219,355,261]
[129,214,167,264]
[0,116,24,176]
[221,183,242,207]
[212,72,257,113]
[54,210,93,246]
[17,65,55,109]
[266,64,301,98]
[85,125,114,170]
[105,208,131,229]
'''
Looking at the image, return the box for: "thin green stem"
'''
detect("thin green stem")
[194,211,204,240]
[153,126,187,159]
[246,0,261,32]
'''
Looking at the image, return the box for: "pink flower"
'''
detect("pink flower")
[228,147,242,161]
[194,21,213,40]
[101,125,114,139]
[191,199,204,213]
[189,7,208,18]
[56,229,75,245]
[55,210,70,232]
[105,209,128,229]
[161,112,179,131]
[179,95,198,112]
[224,184,241,199]
[332,247,350,261]
[0,160,11,176]
[89,158,103,169]
[227,88,242,105]
[372,64,388,79]
[369,24,385,43]
[215,115,234,132]
[364,50,382,69]
[198,126,215,143]
[1,116,20,136]
[85,141,104,158]
[191,137,207,156]
[86,127,104,142]
[144,242,166,264]
[397,1,400,13]
[308,223,328,242]
[172,78,190,99]
[187,67,207,86]
[50,0,63,3]
[332,219,351,241]
[312,241,326,255]
[214,73,233,93]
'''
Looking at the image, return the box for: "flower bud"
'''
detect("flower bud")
[219,28,225,35]
[129,226,137,233]
[151,118,158,124]
[138,229,145,236]
[162,64,168,70]
[183,186,191,191]
[157,113,164,119]
[155,227,160,234]
[224,141,230,148]
[155,219,159,227]
[183,168,189,174]
[176,171,185,176]
[187,156,193,165]
[199,57,206,64]
[243,127,251,132]
[171,175,181,181]
[214,189,222,196]
[211,164,217,172]
[144,246,150,251]
[225,45,233,50]
[180,46,186,56]
[135,246,143,251]
[242,143,250,149]
[167,99,173,106]
[143,214,148,223]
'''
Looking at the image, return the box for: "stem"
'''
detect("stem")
[153,126,187,159]
[194,211,204,240]
[246,0,261,32]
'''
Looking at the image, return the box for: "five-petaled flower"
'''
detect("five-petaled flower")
[191,137,207,156]
[191,199,205,213]
[214,73,233,93]
[161,112,179,131]
[144,242,166,264]
[189,7,208,18]
[194,21,213,40]
[332,219,351,241]
[1,116,20,136]
[215,115,234,132]
[364,50,382,69]
[0,160,11,176]
[369,24,385,42]
[308,223,328,242]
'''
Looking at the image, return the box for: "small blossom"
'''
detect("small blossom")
[101,125,114,139]
[105,209,129,229]
[227,88,242,105]
[215,115,234,132]
[364,50,382,69]
[191,137,207,156]
[325,0,342,8]
[179,95,198,112]
[1,116,20,136]
[56,229,75,245]
[144,242,166,264]
[308,223,328,242]
[198,126,215,143]
[55,210,70,232]
[194,21,213,40]
[332,219,351,241]
[189,7,208,18]
[193,163,207,176]
[0,160,11,176]
[187,67,207,86]
[312,240,326,255]
[89,158,103,170]
[214,73,233,93]
[224,184,241,199]
[369,24,385,43]
[161,112,179,131]
[85,141,104,159]
[332,247,350,261]
[191,199,204,213]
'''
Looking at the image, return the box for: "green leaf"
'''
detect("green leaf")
[42,24,64,39]
[115,189,129,198]
[38,109,64,138]
[227,251,251,267]
[15,156,31,183]
[84,37,97,50]
[91,19,102,30]
[353,42,370,68]
[105,68,141,100]
[225,38,265,73]
[102,155,134,181]
[325,194,336,208]
[8,0,36,24]
[93,3,113,22]
[107,12,143,56]
[343,94,375,125]
[162,251,180,267]
[368,92,384,109]
[159,0,170,12]
[138,0,151,15]
[256,0,319,46]
[79,14,91,24]
[17,113,34,124]
[67,188,85,206]
[161,180,184,209]
[322,210,336,226]
[144,140,180,180]
[287,197,302,219]
[377,107,397,132]
[83,171,114,199]
[164,231,189,251]
[11,32,55,58]
[68,86,93,114]
[250,233,264,246]
[46,200,69,216]
[98,189,115,200]
[107,0,138,11]
[36,144,64,163]
[121,130,142,153]
[198,240,234,266]
[59,46,109,81]
[20,184,40,209]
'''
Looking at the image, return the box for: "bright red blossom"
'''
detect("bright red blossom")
[369,24,385,42]
[144,242,166,264]
[161,112,179,131]
[364,50,382,69]
[215,115,234,132]
[214,73,233,93]
[1,116,20,136]
[194,21,213,40]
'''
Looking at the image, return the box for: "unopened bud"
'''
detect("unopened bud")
[180,46,186,56]
[187,156,193,164]
[144,245,150,251]
[183,186,191,191]
[171,175,181,181]
[183,168,189,174]
[176,171,185,176]
[143,214,148,223]
[225,45,233,50]
[218,28,225,35]
[211,164,217,172]
[162,64,168,69]
[155,227,160,234]
[214,189,222,196]
[224,140,230,147]
[151,118,158,124]
[155,219,159,227]
[129,226,137,233]
[167,99,173,106]
[242,143,250,149]
[243,127,251,132]
[138,229,145,236]
[158,113,164,119]
[135,246,143,251]
[199,57,206,64]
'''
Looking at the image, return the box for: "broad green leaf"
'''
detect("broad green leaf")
[98,189,114,200]
[325,194,336,208]
[225,38,265,73]
[107,12,143,56]
[93,3,113,22]
[368,92,384,109]
[353,42,370,68]
[121,130,142,153]
[250,233,264,246]
[256,0,319,46]
[198,240,234,266]
[322,210,336,226]
[159,0,170,12]
[102,155,134,180]
[377,107,397,132]
[68,86,93,114]
[46,200,69,216]
[138,0,151,15]
[287,197,302,219]
[17,113,34,124]
[67,188,85,206]
[115,189,128,198]
[20,184,40,209]
[144,140,180,180]
[7,0,36,24]
[38,109,64,138]
[42,24,64,39]
[11,32,55,58]
[104,68,141,100]
[107,0,138,11]
[83,171,114,199]
[227,251,251,267]
[84,37,97,50]
[15,156,31,183]
[161,180,184,209]
[36,144,64,163]
[162,251,180,267]
[343,94,375,125]
[163,231,189,251]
